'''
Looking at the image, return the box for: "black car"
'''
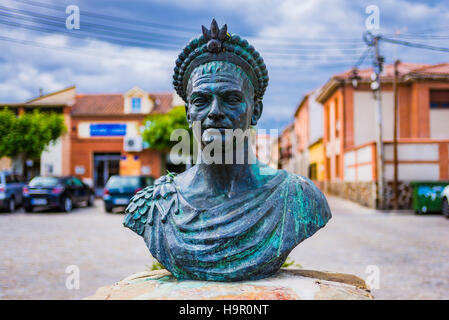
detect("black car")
[103,175,154,213]
[23,176,95,212]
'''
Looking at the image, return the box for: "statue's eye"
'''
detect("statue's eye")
[191,96,209,106]
[225,94,242,105]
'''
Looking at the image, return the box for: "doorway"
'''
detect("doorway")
[93,153,121,196]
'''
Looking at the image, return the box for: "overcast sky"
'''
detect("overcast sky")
[0,0,448,131]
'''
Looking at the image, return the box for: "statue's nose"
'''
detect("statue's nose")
[207,97,225,121]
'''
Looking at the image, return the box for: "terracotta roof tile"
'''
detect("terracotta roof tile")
[72,94,123,115]
[408,63,449,76]
[149,93,173,114]
[335,62,430,81]
[71,93,173,116]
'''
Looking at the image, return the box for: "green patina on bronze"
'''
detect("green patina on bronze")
[123,20,331,281]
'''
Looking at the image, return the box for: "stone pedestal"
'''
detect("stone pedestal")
[86,268,374,300]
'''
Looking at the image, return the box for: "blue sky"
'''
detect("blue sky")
[0,0,448,131]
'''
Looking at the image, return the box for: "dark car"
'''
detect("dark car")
[103,175,154,213]
[0,171,26,212]
[23,176,95,213]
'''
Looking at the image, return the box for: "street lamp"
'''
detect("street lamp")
[350,68,361,89]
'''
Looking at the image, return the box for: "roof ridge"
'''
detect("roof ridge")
[410,62,449,73]
[26,85,76,103]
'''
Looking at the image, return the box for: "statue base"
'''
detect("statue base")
[86,268,374,300]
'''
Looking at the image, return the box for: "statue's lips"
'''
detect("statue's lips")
[202,127,232,143]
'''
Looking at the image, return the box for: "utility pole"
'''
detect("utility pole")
[393,60,401,210]
[365,32,385,210]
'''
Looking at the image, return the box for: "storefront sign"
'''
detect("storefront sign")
[90,124,127,136]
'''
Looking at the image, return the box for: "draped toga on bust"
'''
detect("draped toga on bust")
[123,170,331,281]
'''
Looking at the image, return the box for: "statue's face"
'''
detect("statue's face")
[186,62,260,148]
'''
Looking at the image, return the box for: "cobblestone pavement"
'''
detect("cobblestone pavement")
[0,197,448,300]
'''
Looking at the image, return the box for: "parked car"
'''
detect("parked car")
[103,175,154,213]
[0,171,26,212]
[442,185,449,218]
[23,176,95,213]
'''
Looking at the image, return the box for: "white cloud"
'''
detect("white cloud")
[0,28,177,101]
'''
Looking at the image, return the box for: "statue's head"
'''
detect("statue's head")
[173,19,268,147]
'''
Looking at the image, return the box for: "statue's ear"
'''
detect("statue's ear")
[185,104,192,129]
[251,100,263,126]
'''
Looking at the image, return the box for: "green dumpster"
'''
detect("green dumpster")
[411,181,449,214]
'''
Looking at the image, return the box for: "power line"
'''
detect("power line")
[0,5,190,42]
[0,34,173,64]
[11,0,366,44]
[353,46,373,69]
[1,4,366,50]
[0,18,182,50]
[0,14,369,58]
[11,0,197,33]
[0,33,368,69]
[0,7,367,53]
[381,36,449,53]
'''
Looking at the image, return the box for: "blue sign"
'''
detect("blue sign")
[90,124,127,136]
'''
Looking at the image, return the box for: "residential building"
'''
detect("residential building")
[279,123,295,172]
[255,133,272,165]
[293,89,326,183]
[0,86,180,195]
[316,62,449,208]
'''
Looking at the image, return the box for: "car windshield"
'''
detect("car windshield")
[29,177,59,187]
[106,176,140,188]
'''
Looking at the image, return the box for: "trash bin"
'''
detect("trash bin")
[411,181,449,214]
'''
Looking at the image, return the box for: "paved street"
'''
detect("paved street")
[0,196,448,300]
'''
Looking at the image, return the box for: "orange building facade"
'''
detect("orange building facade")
[316,62,449,208]
[1,86,180,195]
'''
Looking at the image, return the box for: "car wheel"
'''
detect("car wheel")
[6,197,15,213]
[62,197,73,213]
[105,204,113,213]
[443,198,449,219]
[87,193,95,207]
[24,205,34,213]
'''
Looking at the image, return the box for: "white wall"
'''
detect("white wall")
[385,163,439,181]
[308,90,324,144]
[384,143,440,181]
[384,143,439,162]
[430,109,449,139]
[353,91,394,146]
[40,137,62,176]
[343,144,374,182]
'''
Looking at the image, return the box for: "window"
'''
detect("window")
[309,163,318,180]
[131,97,142,113]
[430,90,449,109]
[5,174,14,184]
[72,177,85,187]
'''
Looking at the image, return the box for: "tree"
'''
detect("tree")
[142,106,191,152]
[0,108,67,174]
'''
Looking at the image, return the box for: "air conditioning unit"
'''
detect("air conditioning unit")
[124,136,143,152]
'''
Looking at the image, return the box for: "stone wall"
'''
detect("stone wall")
[316,180,414,210]
[384,181,413,210]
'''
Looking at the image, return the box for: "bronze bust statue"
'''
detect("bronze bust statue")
[124,20,331,281]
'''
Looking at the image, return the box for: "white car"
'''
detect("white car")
[442,185,449,218]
